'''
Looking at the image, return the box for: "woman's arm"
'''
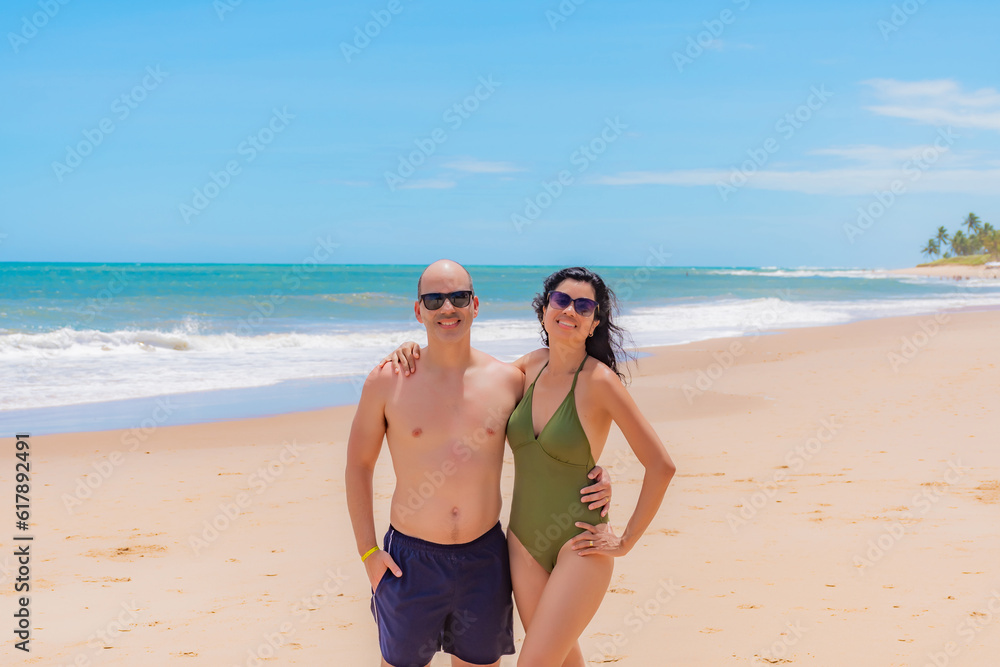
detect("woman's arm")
[378,341,421,375]
[511,347,547,375]
[572,366,676,557]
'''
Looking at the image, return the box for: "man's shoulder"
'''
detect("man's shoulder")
[471,348,522,382]
[362,363,398,396]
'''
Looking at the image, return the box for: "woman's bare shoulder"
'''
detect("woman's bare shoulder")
[513,347,550,375]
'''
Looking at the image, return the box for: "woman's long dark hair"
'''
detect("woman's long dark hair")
[532,267,633,384]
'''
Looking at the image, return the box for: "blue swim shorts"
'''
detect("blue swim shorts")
[370,522,514,667]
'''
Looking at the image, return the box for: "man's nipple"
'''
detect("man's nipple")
[412,427,422,437]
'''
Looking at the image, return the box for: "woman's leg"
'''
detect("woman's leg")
[507,531,549,632]
[516,539,614,667]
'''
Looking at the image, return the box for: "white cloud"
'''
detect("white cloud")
[593,167,1000,195]
[698,39,754,52]
[594,79,1000,196]
[327,179,370,187]
[863,78,1000,130]
[398,179,456,190]
[808,144,974,165]
[442,159,525,173]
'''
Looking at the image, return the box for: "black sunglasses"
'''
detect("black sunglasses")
[419,290,474,310]
[547,290,598,317]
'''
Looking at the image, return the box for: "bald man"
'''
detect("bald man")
[346,259,611,667]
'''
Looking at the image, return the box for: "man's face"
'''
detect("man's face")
[414,273,479,342]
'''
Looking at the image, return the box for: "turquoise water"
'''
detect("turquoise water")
[2,262,991,333]
[3,262,999,422]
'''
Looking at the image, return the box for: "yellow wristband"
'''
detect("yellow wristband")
[361,546,379,562]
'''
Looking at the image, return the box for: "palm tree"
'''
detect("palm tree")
[921,239,940,259]
[983,229,1000,260]
[977,222,995,252]
[935,225,950,247]
[950,230,968,256]
[963,212,982,235]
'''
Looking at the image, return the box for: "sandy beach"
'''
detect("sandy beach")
[889,265,1000,280]
[7,308,1000,666]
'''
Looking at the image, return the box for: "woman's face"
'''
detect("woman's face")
[542,278,601,346]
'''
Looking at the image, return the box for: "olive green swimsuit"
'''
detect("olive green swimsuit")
[506,356,608,573]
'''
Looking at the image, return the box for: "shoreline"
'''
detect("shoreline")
[20,307,1000,665]
[7,301,1000,436]
[889,264,1000,280]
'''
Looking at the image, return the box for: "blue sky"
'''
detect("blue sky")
[2,0,998,268]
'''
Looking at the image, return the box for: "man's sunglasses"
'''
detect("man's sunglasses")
[419,290,474,310]
[547,291,599,317]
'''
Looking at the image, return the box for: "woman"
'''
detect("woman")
[387,267,675,666]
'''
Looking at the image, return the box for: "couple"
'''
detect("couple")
[346,260,675,666]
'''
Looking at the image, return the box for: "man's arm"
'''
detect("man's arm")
[582,465,613,517]
[345,367,401,587]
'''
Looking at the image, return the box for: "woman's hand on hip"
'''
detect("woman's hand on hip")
[569,521,629,558]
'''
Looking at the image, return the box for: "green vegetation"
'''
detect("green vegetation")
[917,254,991,267]
[920,213,1000,263]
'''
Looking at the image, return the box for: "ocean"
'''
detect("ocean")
[3,262,999,434]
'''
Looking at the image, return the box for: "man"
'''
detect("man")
[346,259,611,667]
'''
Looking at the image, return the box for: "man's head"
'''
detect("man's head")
[414,259,478,342]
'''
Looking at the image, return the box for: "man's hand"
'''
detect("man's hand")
[582,465,612,517]
[377,341,421,376]
[364,549,402,592]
